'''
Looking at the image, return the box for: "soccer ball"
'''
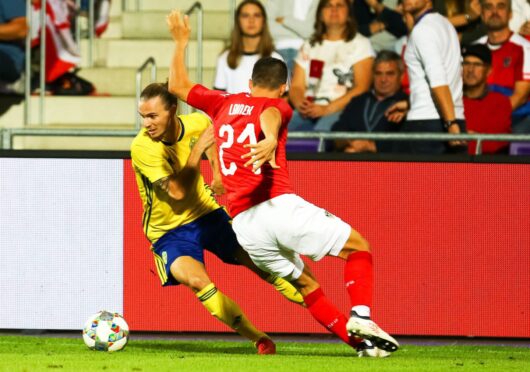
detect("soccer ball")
[82,311,129,352]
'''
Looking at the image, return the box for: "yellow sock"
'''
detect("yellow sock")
[196,283,266,342]
[266,275,306,307]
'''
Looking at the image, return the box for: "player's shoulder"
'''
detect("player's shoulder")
[130,130,165,160]
[179,112,212,134]
[131,129,149,152]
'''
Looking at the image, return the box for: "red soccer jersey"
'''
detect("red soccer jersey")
[188,84,294,217]
[477,33,530,89]
[464,91,511,154]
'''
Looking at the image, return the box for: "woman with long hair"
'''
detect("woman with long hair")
[288,0,375,132]
[213,0,283,93]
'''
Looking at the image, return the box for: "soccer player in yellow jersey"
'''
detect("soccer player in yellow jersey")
[130,82,303,354]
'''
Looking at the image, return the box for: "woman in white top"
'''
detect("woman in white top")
[214,0,283,94]
[288,0,375,132]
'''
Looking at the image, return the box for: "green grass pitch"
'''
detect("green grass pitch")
[0,335,528,372]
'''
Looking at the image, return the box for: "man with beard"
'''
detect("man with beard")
[462,43,512,153]
[475,0,530,133]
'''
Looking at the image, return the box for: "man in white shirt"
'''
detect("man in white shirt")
[387,0,466,154]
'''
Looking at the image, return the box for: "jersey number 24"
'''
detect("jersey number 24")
[218,123,261,176]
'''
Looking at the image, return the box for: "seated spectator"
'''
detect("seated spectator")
[476,0,530,133]
[351,0,407,52]
[462,44,511,154]
[434,0,485,45]
[289,0,375,132]
[266,0,318,74]
[0,0,28,92]
[31,0,94,95]
[331,50,407,153]
[214,0,283,94]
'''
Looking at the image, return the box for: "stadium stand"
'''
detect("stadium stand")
[0,0,232,150]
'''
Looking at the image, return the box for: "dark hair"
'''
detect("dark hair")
[226,0,275,69]
[374,50,404,73]
[251,57,288,89]
[310,0,356,46]
[140,82,178,110]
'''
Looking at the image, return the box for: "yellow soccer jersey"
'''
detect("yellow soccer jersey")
[130,112,220,244]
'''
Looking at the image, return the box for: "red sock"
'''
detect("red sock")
[303,288,361,348]
[344,251,373,308]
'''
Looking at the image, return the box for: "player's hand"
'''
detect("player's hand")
[194,125,215,153]
[210,176,226,196]
[166,10,191,46]
[242,137,280,172]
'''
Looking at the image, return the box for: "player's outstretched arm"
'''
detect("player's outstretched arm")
[167,10,194,101]
[204,136,226,196]
[242,107,282,172]
[154,126,215,201]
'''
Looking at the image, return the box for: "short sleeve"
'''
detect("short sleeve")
[187,84,226,118]
[264,99,293,127]
[131,140,172,184]
[411,25,448,87]
[350,36,376,66]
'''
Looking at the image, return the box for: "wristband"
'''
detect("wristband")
[444,120,459,130]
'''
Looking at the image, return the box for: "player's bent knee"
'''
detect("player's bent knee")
[185,276,212,292]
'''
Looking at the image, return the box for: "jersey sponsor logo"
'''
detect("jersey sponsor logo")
[228,103,254,116]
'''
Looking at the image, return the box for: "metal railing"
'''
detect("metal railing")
[288,132,530,154]
[135,57,157,130]
[2,130,530,152]
[186,2,204,85]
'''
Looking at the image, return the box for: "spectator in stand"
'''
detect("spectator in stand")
[266,0,318,75]
[289,0,375,132]
[434,0,485,45]
[462,44,511,154]
[331,50,406,153]
[351,0,408,52]
[476,0,530,133]
[0,0,27,92]
[214,0,283,94]
[386,0,466,154]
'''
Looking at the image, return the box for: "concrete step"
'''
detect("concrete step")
[77,67,216,96]
[0,96,136,127]
[80,39,225,68]
[121,11,231,40]
[123,0,242,12]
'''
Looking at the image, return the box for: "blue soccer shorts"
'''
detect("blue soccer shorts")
[151,208,240,286]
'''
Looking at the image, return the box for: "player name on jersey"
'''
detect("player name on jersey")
[228,103,254,116]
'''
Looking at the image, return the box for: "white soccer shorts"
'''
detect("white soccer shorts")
[232,193,351,280]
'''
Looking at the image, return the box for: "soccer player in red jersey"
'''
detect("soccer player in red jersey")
[166,10,399,357]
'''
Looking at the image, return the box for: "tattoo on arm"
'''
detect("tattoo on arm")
[154,176,171,194]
